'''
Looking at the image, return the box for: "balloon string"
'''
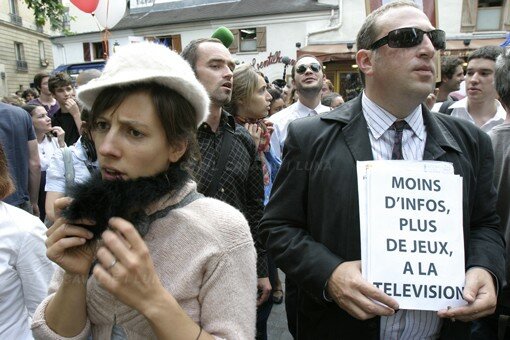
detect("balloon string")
[106,0,110,30]
[91,13,102,31]
[102,29,110,59]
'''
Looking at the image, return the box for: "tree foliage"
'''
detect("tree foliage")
[23,0,67,32]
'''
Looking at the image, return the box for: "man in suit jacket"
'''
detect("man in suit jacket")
[259,1,505,338]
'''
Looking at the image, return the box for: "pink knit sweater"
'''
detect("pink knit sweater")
[31,181,257,339]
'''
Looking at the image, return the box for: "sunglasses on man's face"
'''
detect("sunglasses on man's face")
[296,63,322,75]
[370,27,446,51]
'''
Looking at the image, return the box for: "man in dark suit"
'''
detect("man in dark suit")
[259,1,505,338]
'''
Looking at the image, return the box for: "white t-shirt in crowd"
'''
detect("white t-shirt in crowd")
[45,137,98,193]
[38,136,61,172]
[0,202,54,339]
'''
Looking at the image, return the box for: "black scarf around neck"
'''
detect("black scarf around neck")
[61,164,189,239]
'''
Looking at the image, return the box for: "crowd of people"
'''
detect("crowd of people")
[0,0,509,339]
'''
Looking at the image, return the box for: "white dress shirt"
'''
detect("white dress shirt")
[362,93,441,339]
[0,202,54,339]
[268,100,330,160]
[449,97,506,133]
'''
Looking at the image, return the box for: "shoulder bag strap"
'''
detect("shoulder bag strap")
[62,147,75,189]
[204,129,234,197]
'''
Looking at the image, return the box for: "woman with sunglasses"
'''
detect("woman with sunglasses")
[31,42,256,340]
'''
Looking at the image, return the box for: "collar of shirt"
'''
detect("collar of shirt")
[198,110,236,134]
[450,98,507,127]
[293,100,330,119]
[362,92,425,141]
[449,97,467,109]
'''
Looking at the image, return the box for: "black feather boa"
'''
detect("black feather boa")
[61,164,190,239]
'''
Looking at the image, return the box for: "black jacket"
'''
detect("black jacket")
[259,95,505,339]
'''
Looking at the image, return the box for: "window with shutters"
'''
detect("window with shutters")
[461,0,509,32]
[9,0,22,25]
[92,42,105,60]
[146,35,182,53]
[15,42,27,72]
[240,28,257,52]
[229,27,266,54]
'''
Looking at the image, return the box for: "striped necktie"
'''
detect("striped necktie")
[391,120,408,160]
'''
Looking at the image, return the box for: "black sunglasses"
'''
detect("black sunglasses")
[296,63,322,74]
[370,27,446,51]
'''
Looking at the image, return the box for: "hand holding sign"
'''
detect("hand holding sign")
[437,267,497,322]
[327,260,399,320]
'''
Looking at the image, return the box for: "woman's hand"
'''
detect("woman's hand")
[52,126,66,147]
[245,123,262,150]
[262,119,274,136]
[45,197,96,276]
[93,217,166,315]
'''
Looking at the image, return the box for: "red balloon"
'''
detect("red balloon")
[70,0,99,13]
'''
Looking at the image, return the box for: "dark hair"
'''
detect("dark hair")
[268,87,282,105]
[48,72,73,94]
[33,72,50,91]
[468,45,504,63]
[89,82,199,169]
[321,92,342,106]
[22,104,39,115]
[291,54,323,80]
[0,143,14,199]
[441,56,464,80]
[181,38,223,73]
[356,0,419,85]
[495,48,510,109]
[21,88,39,100]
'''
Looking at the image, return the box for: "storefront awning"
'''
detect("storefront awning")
[297,44,355,62]
[300,38,506,62]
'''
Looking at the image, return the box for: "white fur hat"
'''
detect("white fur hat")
[77,42,209,126]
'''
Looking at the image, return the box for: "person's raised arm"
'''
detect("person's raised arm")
[43,198,95,337]
[27,139,41,216]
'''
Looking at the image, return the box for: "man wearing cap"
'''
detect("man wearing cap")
[181,38,270,317]
[260,1,504,338]
[268,54,329,161]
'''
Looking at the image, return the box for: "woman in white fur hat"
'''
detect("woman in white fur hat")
[31,42,257,340]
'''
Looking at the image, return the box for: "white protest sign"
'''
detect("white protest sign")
[358,161,466,311]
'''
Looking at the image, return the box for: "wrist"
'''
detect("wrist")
[62,272,89,287]
[141,285,177,321]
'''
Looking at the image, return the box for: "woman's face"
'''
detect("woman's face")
[92,92,186,181]
[239,75,272,120]
[31,106,52,134]
[269,98,285,116]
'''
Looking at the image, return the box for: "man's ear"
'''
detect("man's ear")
[356,49,374,78]
[168,140,187,163]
